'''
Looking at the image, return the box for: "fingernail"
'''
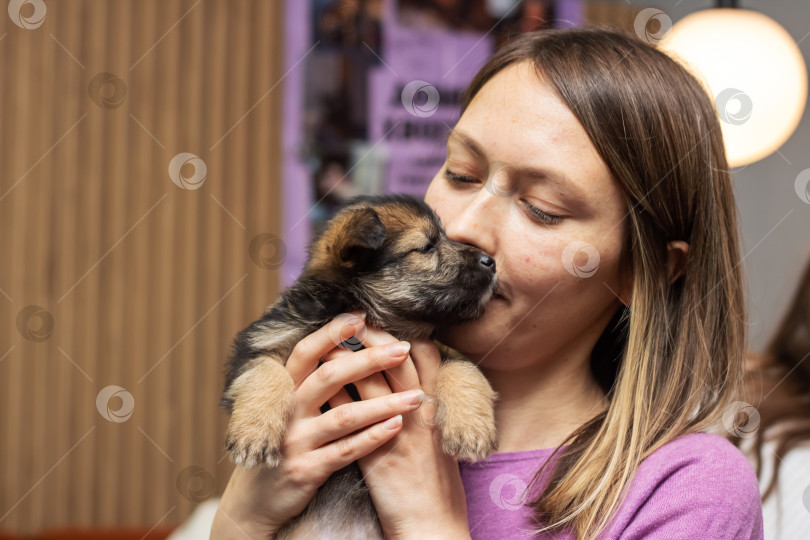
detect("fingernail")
[383,415,402,430]
[386,341,411,358]
[400,390,425,407]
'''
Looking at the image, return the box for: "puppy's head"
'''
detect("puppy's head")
[307,195,498,337]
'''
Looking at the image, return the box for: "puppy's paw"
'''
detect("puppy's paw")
[225,418,285,469]
[434,358,499,463]
[440,408,498,463]
[223,358,295,469]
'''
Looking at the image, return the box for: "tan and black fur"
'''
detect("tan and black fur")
[220,194,499,539]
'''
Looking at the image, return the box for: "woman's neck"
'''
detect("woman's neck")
[482,357,608,452]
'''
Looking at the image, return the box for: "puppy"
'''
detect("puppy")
[220,194,499,538]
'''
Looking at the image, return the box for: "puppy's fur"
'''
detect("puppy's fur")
[220,194,499,538]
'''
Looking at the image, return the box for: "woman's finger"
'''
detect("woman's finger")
[327,385,354,409]
[321,345,396,401]
[313,390,425,448]
[321,347,390,397]
[356,326,422,395]
[286,312,366,389]
[309,413,406,471]
[377,352,419,395]
[319,344,398,407]
[316,324,426,401]
[352,371,390,399]
[408,338,442,395]
[295,340,412,416]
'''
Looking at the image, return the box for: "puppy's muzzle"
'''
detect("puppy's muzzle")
[475,253,496,273]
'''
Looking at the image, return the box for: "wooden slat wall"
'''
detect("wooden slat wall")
[0,0,284,532]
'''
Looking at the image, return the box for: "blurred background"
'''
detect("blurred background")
[0,0,808,537]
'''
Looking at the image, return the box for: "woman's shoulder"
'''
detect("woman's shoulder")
[635,431,760,499]
[601,432,764,539]
[643,431,755,473]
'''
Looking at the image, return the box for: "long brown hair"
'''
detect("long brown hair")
[731,257,810,502]
[458,26,747,538]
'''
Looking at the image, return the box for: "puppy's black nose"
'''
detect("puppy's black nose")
[478,253,495,272]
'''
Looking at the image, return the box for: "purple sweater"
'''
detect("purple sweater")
[459,432,764,539]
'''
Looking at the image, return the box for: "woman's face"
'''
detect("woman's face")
[425,61,631,371]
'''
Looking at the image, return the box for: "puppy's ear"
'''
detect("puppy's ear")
[335,207,386,268]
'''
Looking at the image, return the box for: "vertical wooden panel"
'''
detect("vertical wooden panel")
[51,2,85,528]
[109,0,134,526]
[148,0,181,526]
[170,0,203,523]
[0,0,285,533]
[84,0,108,525]
[30,0,56,528]
[4,5,34,529]
[124,0,159,525]
[203,0,234,488]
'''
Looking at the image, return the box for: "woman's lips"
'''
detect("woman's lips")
[490,289,507,303]
[493,279,508,301]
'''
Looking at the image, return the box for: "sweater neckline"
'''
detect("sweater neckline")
[459,444,569,466]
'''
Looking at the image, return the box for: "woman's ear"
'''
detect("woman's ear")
[616,240,689,306]
[667,240,689,285]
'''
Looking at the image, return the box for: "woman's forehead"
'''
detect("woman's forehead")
[456,63,620,207]
[463,63,590,153]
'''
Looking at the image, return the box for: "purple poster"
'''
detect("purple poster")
[367,22,494,195]
[282,0,565,285]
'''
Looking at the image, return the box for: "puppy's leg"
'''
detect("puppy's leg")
[224,356,295,468]
[435,358,499,462]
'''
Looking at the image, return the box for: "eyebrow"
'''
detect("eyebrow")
[445,127,590,207]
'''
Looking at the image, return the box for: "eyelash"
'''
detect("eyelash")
[443,169,564,226]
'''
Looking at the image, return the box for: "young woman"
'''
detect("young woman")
[211,27,763,539]
[731,257,810,539]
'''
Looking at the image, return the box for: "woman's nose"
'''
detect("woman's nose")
[443,187,501,255]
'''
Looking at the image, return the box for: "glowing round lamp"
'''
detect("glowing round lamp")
[658,6,807,167]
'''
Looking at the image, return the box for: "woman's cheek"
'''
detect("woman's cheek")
[520,241,564,277]
[424,182,458,222]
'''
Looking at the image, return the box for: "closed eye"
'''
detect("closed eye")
[444,168,564,226]
[443,169,478,185]
[407,239,437,255]
[521,201,564,226]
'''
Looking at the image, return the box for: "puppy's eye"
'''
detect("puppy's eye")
[416,242,436,254]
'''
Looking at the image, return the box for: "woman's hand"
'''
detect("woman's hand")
[327,328,473,540]
[211,312,424,539]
